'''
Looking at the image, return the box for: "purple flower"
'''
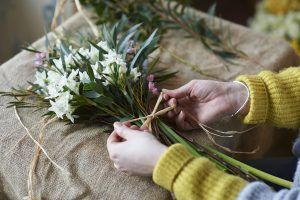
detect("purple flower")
[147,74,159,95]
[152,87,159,95]
[147,74,154,82]
[148,81,155,91]
[34,60,43,66]
[34,52,48,67]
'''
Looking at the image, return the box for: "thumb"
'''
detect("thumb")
[114,122,135,139]
[162,81,193,99]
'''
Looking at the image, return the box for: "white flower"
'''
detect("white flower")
[130,67,141,81]
[48,91,75,123]
[76,47,89,60]
[66,69,80,94]
[102,49,126,67]
[101,49,127,75]
[46,71,67,99]
[97,41,110,52]
[64,54,75,68]
[89,45,100,63]
[52,58,64,71]
[79,71,91,84]
[69,45,77,54]
[34,71,47,88]
[91,62,103,79]
[89,41,110,63]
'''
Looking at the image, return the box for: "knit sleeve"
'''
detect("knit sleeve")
[235,67,300,128]
[153,144,247,200]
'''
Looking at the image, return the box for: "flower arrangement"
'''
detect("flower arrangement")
[250,0,300,56]
[79,0,254,72]
[1,19,292,188]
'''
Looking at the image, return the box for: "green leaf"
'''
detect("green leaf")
[130,29,158,69]
[117,23,142,53]
[89,82,103,94]
[94,96,113,106]
[84,91,101,98]
[60,47,67,71]
[22,47,40,53]
[86,64,95,81]
[207,3,217,16]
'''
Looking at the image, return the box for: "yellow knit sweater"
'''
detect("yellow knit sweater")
[153,67,300,200]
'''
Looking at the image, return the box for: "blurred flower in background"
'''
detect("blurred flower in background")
[250,0,300,56]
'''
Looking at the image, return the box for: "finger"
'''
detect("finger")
[175,111,186,129]
[140,124,150,132]
[167,109,177,118]
[107,131,122,145]
[122,121,131,127]
[130,125,139,130]
[167,98,177,107]
[114,122,137,139]
[162,81,193,99]
[177,96,191,106]
[163,93,169,101]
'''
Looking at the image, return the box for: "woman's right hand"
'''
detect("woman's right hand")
[163,80,250,130]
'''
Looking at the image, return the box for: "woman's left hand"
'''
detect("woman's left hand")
[107,122,167,176]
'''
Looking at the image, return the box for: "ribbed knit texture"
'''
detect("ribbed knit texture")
[236,67,300,128]
[153,144,247,200]
[153,67,300,200]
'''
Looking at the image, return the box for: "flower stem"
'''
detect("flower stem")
[158,120,293,188]
[203,145,292,188]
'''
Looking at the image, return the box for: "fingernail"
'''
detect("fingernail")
[114,122,121,128]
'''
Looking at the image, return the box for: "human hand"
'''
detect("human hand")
[107,122,167,176]
[163,80,249,130]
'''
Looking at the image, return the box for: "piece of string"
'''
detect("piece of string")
[14,106,70,199]
[14,106,68,173]
[51,0,69,32]
[51,0,99,46]
[127,92,259,154]
[4,121,43,158]
[74,0,100,38]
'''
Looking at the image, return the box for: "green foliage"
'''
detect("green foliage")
[80,0,247,65]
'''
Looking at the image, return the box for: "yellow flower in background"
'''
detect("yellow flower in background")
[265,0,300,14]
[290,39,300,56]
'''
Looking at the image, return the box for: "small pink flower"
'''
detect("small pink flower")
[152,88,159,95]
[40,52,47,58]
[148,81,155,91]
[147,74,154,82]
[34,60,43,66]
[34,52,48,67]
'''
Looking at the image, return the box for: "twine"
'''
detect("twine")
[127,92,259,154]
[51,0,69,32]
[14,107,69,200]
[74,0,99,38]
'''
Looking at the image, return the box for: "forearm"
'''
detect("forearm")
[153,144,300,200]
[237,182,300,200]
[153,144,247,200]
[236,67,300,128]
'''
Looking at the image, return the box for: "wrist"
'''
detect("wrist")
[152,144,168,171]
[226,81,250,116]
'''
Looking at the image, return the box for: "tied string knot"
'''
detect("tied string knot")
[127,92,176,131]
[127,92,259,154]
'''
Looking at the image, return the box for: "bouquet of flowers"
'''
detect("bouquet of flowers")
[1,20,292,188]
[250,0,300,56]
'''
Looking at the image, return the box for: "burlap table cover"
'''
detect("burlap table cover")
[0,10,299,199]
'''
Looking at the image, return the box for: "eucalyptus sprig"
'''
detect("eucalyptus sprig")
[80,0,250,71]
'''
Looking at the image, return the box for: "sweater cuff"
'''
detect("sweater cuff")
[235,75,269,124]
[153,144,194,191]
